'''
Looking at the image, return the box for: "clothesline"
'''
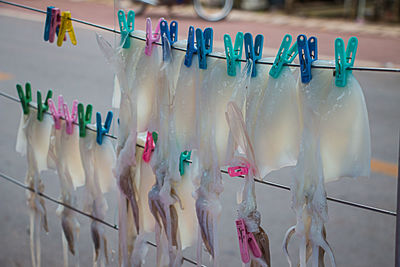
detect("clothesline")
[0,90,396,217]
[1,0,400,73]
[0,171,204,266]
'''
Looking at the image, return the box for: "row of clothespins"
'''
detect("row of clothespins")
[16,82,192,175]
[16,83,111,144]
[118,9,358,87]
[43,6,77,47]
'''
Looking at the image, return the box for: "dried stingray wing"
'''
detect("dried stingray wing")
[16,112,28,155]
[252,227,271,267]
[195,196,214,256]
[320,75,371,181]
[254,65,300,178]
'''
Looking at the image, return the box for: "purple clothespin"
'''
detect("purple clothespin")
[63,100,78,135]
[48,95,64,130]
[49,7,66,43]
[145,17,163,56]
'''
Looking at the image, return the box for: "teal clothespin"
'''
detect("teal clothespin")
[269,34,298,79]
[224,32,244,77]
[78,103,92,138]
[16,83,32,115]
[335,36,358,87]
[96,111,113,145]
[179,150,191,176]
[118,10,135,49]
[196,27,213,70]
[37,90,53,121]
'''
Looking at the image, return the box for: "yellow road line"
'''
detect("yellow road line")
[0,72,13,81]
[371,158,398,177]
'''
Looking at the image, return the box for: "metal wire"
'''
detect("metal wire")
[0,90,396,217]
[1,0,400,73]
[0,171,205,266]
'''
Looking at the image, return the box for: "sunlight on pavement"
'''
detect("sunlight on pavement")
[371,158,398,178]
[0,72,13,81]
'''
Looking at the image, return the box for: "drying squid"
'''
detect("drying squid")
[226,101,271,267]
[147,35,197,267]
[192,55,226,267]
[96,23,156,265]
[48,97,85,267]
[16,88,53,267]
[79,122,116,266]
[283,59,370,266]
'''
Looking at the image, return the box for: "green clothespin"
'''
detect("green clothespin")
[224,32,244,77]
[335,37,358,87]
[152,131,158,145]
[78,103,93,138]
[179,150,191,176]
[269,34,298,79]
[37,90,53,121]
[16,83,32,115]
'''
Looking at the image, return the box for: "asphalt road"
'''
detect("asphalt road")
[0,11,400,267]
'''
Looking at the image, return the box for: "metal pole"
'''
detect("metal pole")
[395,132,400,267]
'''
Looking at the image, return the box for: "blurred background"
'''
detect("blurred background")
[0,0,399,266]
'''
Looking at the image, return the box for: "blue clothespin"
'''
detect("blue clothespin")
[184,26,197,67]
[196,27,213,70]
[44,6,54,41]
[244,33,263,77]
[297,34,318,83]
[118,10,135,49]
[160,19,178,61]
[96,111,113,145]
[269,34,298,79]
[224,32,244,77]
[335,37,357,87]
[179,151,191,176]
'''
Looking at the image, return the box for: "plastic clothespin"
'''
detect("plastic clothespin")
[57,11,77,47]
[335,36,358,87]
[145,17,163,56]
[37,90,53,121]
[297,34,318,83]
[236,218,262,264]
[224,32,244,77]
[244,33,263,77]
[179,150,191,176]
[44,6,54,41]
[118,10,135,49]
[63,100,78,135]
[143,131,156,163]
[49,8,65,43]
[48,95,64,130]
[160,19,178,61]
[184,26,197,68]
[16,83,32,115]
[228,164,249,177]
[77,103,93,138]
[196,27,213,70]
[96,111,113,145]
[269,34,298,79]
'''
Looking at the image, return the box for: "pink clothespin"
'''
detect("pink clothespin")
[143,131,155,162]
[49,8,66,43]
[236,218,262,263]
[63,100,78,135]
[228,163,250,177]
[145,17,163,56]
[48,95,64,130]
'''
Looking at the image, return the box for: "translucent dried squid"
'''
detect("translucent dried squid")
[79,124,116,267]
[226,101,271,267]
[16,100,53,267]
[48,98,85,267]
